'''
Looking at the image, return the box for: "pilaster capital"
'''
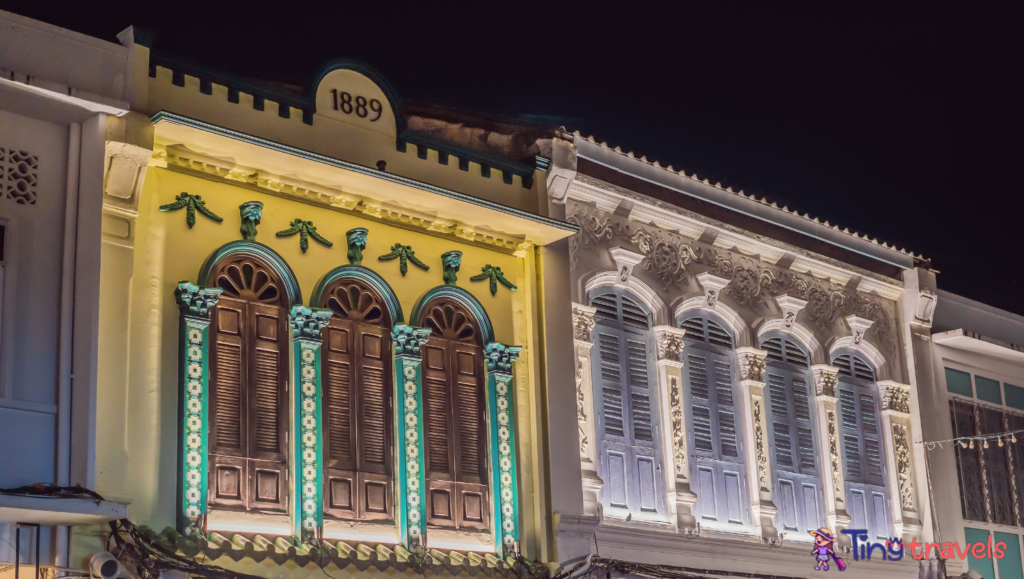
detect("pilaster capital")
[391,324,433,358]
[485,342,523,378]
[175,281,223,320]
[571,302,598,346]
[654,325,686,364]
[812,364,841,399]
[288,305,332,341]
[736,347,768,382]
[879,380,912,416]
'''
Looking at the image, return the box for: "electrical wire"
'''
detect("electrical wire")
[917,428,1024,451]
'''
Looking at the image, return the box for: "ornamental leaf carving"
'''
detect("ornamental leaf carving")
[753,397,768,490]
[892,424,915,511]
[576,361,588,456]
[630,228,700,290]
[827,410,843,497]
[572,306,597,343]
[566,208,613,268]
[670,375,687,476]
[738,351,766,382]
[703,249,776,310]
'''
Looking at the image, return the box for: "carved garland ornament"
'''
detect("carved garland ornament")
[576,361,588,456]
[827,410,842,497]
[892,423,915,511]
[754,396,768,489]
[656,330,685,361]
[814,368,839,398]
[670,375,687,476]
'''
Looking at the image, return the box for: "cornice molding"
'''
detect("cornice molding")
[567,176,903,301]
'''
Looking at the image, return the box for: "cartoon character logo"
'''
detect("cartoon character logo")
[810,528,846,571]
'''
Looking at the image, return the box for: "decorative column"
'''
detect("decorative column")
[879,381,921,540]
[289,305,332,542]
[812,364,850,535]
[571,303,604,517]
[174,282,223,532]
[654,325,696,531]
[736,347,776,540]
[485,342,524,556]
[392,324,433,552]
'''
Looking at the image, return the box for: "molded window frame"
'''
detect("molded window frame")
[588,286,667,522]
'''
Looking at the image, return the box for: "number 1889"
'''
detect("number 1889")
[330,89,383,121]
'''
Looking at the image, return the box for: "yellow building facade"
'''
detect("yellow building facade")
[84,30,575,579]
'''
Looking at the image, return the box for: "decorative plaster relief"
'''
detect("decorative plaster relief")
[669,375,687,477]
[378,244,430,276]
[276,218,333,253]
[846,316,875,346]
[812,365,840,398]
[160,192,224,229]
[654,326,686,362]
[704,249,776,310]
[441,251,462,285]
[827,410,843,498]
[696,272,731,310]
[753,396,768,490]
[892,423,915,511]
[346,228,368,265]
[471,265,518,296]
[775,294,809,330]
[610,247,646,287]
[239,201,263,241]
[571,303,597,344]
[576,361,588,457]
[736,348,767,382]
[566,207,613,268]
[880,381,911,415]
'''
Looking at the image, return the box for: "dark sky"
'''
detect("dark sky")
[8,3,1024,314]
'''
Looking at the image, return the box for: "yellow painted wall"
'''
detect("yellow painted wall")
[148,167,519,339]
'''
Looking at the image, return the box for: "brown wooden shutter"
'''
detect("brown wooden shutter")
[423,339,455,480]
[208,297,248,509]
[321,304,393,521]
[246,303,288,513]
[453,343,485,484]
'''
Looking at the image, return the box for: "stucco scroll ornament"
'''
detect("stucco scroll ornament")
[656,331,685,361]
[566,207,613,268]
[753,397,768,489]
[576,361,588,456]
[882,385,911,414]
[629,228,700,291]
[703,249,777,310]
[851,296,897,356]
[239,201,263,241]
[827,410,842,497]
[778,275,847,332]
[572,306,597,343]
[892,424,915,511]
[738,351,766,382]
[670,375,687,476]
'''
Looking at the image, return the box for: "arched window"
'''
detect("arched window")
[760,335,824,535]
[208,254,290,514]
[589,289,664,520]
[680,314,748,529]
[832,351,890,540]
[418,297,489,531]
[319,279,393,521]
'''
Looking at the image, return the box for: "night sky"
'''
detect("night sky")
[8,3,1024,314]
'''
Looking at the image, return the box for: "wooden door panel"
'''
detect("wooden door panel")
[249,459,288,513]
[356,325,391,476]
[248,304,288,463]
[423,341,454,480]
[208,455,247,509]
[452,343,485,484]
[359,472,393,521]
[324,468,356,519]
[696,466,717,521]
[427,479,456,528]
[456,483,489,531]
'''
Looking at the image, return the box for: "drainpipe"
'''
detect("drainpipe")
[55,121,82,567]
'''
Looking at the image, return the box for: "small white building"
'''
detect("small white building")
[0,8,137,569]
[909,273,1024,579]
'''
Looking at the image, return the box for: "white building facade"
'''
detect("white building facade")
[543,136,936,579]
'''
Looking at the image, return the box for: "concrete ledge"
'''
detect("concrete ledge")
[0,493,126,525]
